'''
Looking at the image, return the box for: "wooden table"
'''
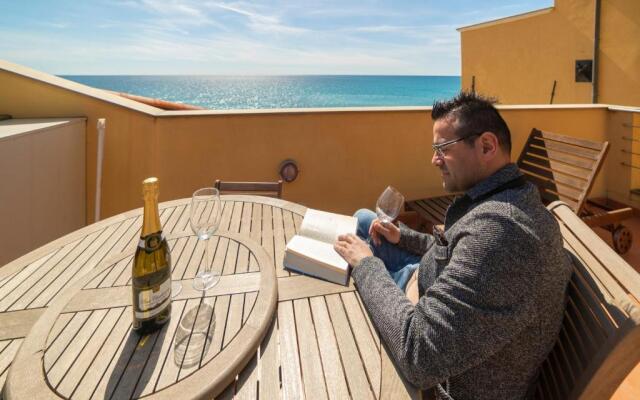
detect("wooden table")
[0,195,417,399]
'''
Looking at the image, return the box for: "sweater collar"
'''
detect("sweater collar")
[464,163,523,202]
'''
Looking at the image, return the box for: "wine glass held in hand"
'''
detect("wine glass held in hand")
[368,186,405,246]
[376,186,405,224]
[190,187,222,291]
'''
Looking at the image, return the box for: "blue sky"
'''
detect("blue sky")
[0,1,553,75]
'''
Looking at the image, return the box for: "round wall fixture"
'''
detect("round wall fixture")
[278,159,299,183]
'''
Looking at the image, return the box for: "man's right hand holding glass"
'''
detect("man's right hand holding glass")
[368,218,400,246]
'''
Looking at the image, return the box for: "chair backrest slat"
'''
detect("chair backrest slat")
[521,156,592,182]
[533,201,640,399]
[521,169,584,203]
[214,179,283,198]
[516,129,610,215]
[526,143,601,168]
[532,130,605,152]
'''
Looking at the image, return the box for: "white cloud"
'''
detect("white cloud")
[211,2,308,34]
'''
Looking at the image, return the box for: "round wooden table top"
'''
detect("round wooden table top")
[4,229,277,400]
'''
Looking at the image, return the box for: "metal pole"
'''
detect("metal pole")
[592,0,601,103]
[95,119,106,222]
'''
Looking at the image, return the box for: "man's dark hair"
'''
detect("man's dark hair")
[432,91,511,153]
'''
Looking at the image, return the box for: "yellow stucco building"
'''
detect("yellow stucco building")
[459,0,640,107]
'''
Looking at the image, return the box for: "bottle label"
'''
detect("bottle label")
[138,233,165,252]
[135,278,171,319]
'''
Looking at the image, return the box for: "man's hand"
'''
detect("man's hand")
[369,219,401,246]
[334,233,373,267]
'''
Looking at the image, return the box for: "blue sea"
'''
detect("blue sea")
[61,75,460,110]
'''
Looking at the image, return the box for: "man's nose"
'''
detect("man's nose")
[431,152,442,166]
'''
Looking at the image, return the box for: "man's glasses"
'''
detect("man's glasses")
[432,131,483,158]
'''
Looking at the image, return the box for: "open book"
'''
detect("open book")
[284,209,357,286]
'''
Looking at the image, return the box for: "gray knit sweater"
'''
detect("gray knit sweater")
[352,164,572,399]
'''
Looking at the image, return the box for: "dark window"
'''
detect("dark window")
[575,60,593,82]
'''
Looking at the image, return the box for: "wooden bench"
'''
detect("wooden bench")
[534,201,640,399]
[407,128,634,253]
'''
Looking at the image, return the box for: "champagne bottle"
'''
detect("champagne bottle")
[132,177,172,333]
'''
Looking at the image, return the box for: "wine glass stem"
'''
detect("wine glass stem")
[204,237,210,274]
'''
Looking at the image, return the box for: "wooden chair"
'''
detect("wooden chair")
[533,201,640,399]
[214,179,283,199]
[406,128,634,253]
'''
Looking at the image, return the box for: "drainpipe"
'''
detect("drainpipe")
[95,119,106,222]
[592,0,601,103]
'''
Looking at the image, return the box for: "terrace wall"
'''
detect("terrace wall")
[0,60,637,235]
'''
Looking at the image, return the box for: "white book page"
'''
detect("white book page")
[299,209,357,244]
[286,236,348,272]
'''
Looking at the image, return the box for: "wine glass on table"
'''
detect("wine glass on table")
[369,186,405,246]
[190,187,222,291]
[174,187,220,367]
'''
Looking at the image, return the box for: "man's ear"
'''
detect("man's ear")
[479,132,499,156]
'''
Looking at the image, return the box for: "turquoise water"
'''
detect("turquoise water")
[61,75,460,110]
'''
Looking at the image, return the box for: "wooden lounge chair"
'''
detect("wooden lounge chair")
[406,128,634,253]
[533,201,640,399]
[214,179,283,198]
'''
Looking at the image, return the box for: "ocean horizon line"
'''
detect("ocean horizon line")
[62,75,461,110]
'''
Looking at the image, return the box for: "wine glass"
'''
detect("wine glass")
[369,186,405,246]
[376,186,405,224]
[190,187,222,291]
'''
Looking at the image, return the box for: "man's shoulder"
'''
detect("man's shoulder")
[454,186,559,241]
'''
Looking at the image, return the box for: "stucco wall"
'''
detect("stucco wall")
[598,0,640,106]
[460,0,640,107]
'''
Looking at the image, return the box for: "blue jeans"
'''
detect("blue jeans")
[354,209,421,291]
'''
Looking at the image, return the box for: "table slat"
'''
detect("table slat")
[55,308,124,396]
[99,257,130,288]
[278,300,304,399]
[249,204,262,272]
[67,307,132,400]
[45,311,92,371]
[0,250,58,303]
[48,309,109,388]
[137,300,187,396]
[357,294,380,350]
[223,294,244,348]
[294,298,329,400]
[326,294,375,400]
[182,237,208,280]
[271,206,289,278]
[0,339,22,395]
[310,296,351,400]
[177,298,217,380]
[258,316,280,399]
[0,236,88,312]
[25,222,125,309]
[342,291,381,397]
[154,298,199,391]
[223,237,241,276]
[163,205,186,234]
[261,205,275,270]
[243,292,257,324]
[173,237,197,281]
[229,201,244,233]
[235,352,259,399]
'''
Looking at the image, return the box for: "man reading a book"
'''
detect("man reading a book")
[334,92,572,400]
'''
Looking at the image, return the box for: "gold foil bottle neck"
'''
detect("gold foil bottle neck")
[142,177,159,197]
[141,177,162,236]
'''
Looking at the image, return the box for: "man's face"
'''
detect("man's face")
[431,118,482,192]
